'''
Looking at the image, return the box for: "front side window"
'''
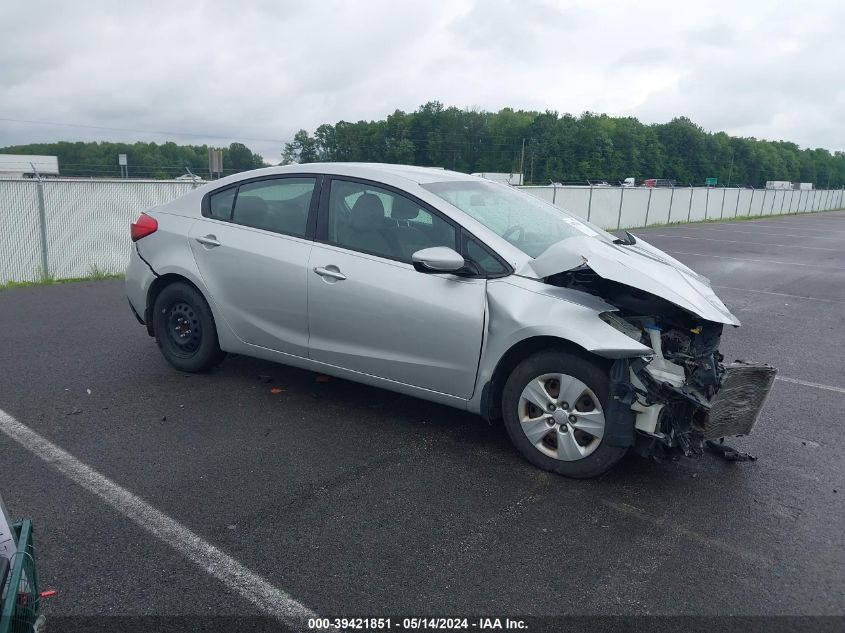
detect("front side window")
[464,236,508,275]
[327,180,456,262]
[422,180,611,258]
[231,178,316,237]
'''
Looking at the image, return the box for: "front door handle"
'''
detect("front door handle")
[195,235,221,247]
[313,266,347,281]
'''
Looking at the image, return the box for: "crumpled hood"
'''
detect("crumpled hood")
[517,235,740,326]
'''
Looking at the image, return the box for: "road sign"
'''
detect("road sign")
[705,177,718,186]
[118,154,128,166]
[208,148,223,179]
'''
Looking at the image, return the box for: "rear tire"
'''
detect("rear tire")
[152,282,225,372]
[502,349,627,478]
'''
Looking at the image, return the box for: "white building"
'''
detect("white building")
[0,154,60,178]
[471,172,523,186]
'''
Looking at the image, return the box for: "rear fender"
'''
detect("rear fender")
[138,213,240,352]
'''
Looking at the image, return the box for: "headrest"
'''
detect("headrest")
[350,193,385,231]
[390,196,420,220]
[235,196,269,224]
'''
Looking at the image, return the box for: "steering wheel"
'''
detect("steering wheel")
[502,224,525,243]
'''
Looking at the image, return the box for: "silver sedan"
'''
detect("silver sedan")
[126,163,775,478]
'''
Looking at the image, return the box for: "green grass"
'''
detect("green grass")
[0,270,123,291]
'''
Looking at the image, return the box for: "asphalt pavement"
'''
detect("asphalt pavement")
[1,210,843,628]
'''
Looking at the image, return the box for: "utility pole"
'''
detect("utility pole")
[30,162,50,280]
[726,153,734,187]
[529,148,535,185]
[519,138,525,186]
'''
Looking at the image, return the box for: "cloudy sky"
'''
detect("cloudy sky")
[1,0,842,161]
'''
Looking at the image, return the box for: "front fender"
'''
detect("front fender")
[468,277,652,414]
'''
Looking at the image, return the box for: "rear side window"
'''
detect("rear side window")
[208,188,236,221]
[231,178,316,237]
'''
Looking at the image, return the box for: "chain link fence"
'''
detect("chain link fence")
[520,184,845,229]
[1,178,844,284]
[0,178,197,283]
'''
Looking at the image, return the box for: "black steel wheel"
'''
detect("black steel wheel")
[165,301,202,356]
[152,282,225,372]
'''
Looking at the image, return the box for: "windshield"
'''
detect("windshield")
[421,180,607,258]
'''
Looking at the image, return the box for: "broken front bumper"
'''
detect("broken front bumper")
[701,362,778,440]
[619,356,778,457]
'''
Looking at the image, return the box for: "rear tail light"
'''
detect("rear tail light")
[130,213,158,241]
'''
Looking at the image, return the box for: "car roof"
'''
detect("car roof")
[213,162,479,186]
[326,163,476,184]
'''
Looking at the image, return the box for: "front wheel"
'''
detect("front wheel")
[152,282,225,372]
[502,350,627,478]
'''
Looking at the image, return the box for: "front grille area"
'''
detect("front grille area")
[703,362,778,439]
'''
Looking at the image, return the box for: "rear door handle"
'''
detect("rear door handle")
[313,266,347,281]
[195,235,221,247]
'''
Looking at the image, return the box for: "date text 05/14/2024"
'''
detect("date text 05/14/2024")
[308,618,528,630]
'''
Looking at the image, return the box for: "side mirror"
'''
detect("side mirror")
[412,247,466,274]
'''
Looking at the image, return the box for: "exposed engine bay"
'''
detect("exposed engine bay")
[546,264,778,460]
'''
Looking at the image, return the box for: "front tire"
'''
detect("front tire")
[502,349,627,478]
[152,282,225,372]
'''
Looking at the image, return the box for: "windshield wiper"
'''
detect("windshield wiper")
[613,231,637,246]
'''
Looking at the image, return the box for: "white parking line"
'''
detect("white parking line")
[739,222,845,234]
[645,234,838,251]
[768,218,845,224]
[0,409,318,626]
[601,500,771,565]
[711,285,845,305]
[665,251,845,271]
[653,226,844,241]
[776,376,845,394]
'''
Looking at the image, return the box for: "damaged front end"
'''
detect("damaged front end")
[622,326,776,461]
[545,263,777,461]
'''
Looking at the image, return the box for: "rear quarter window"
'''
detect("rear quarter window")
[208,188,236,221]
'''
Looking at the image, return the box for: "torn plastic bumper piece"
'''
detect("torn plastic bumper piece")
[705,439,757,462]
[605,358,638,447]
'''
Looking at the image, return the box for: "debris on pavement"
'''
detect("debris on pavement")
[705,439,757,462]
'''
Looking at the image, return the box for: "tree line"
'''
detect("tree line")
[4,104,842,187]
[0,141,265,179]
[282,102,845,188]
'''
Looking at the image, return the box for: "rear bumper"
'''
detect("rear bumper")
[127,298,145,325]
[125,244,157,326]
